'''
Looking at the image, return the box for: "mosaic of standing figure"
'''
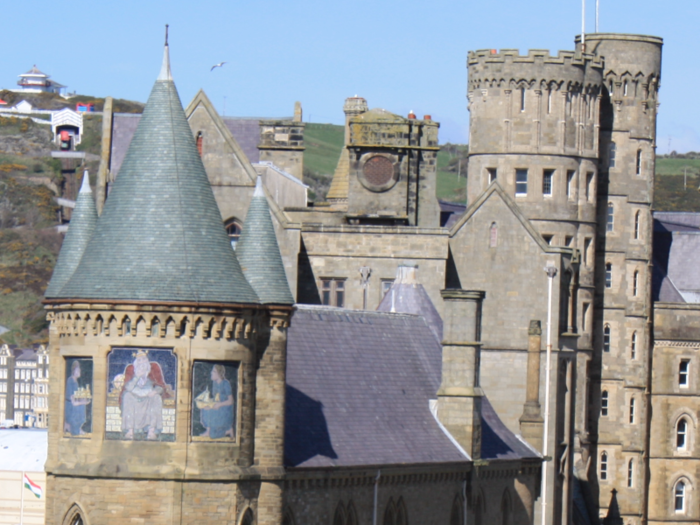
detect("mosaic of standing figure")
[105,348,177,441]
[64,358,93,436]
[192,361,238,441]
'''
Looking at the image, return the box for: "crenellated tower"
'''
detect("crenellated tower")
[581,33,662,525]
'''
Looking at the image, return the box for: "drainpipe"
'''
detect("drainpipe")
[373,470,381,525]
[541,266,557,525]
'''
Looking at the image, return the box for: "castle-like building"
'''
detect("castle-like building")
[44,30,700,525]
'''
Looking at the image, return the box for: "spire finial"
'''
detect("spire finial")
[158,26,173,81]
[79,169,91,194]
[253,175,265,197]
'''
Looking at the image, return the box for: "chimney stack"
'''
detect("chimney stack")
[437,289,485,459]
[519,320,544,450]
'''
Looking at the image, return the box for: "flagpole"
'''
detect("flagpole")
[20,471,24,525]
[581,0,586,50]
[595,0,599,32]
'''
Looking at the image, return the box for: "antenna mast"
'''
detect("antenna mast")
[596,0,599,32]
[581,0,586,50]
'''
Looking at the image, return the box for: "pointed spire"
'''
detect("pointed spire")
[158,25,172,82]
[45,171,97,298]
[603,489,623,525]
[236,177,294,305]
[55,42,258,305]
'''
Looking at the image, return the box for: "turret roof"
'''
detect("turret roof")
[235,177,294,305]
[55,45,259,305]
[45,172,97,298]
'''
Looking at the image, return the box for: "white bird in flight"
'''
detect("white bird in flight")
[211,62,227,71]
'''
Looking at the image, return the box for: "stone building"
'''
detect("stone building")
[99,30,672,525]
[42,43,541,525]
[0,344,49,428]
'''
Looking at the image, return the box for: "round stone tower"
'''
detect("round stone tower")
[579,33,662,523]
[467,48,604,255]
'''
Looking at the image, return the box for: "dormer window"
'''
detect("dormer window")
[224,218,243,250]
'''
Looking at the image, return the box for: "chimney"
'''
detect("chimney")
[437,289,485,459]
[519,320,544,450]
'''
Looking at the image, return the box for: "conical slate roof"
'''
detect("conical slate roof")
[377,265,443,342]
[56,45,259,305]
[45,171,97,298]
[236,177,294,305]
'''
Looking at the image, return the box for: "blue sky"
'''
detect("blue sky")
[3,0,697,151]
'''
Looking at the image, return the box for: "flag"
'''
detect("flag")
[23,474,42,499]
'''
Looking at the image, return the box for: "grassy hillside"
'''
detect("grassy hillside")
[654,157,700,211]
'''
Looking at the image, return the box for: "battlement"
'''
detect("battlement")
[468,48,603,69]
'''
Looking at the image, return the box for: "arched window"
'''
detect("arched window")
[605,264,613,288]
[675,481,686,513]
[603,325,611,352]
[634,211,641,239]
[627,459,634,487]
[224,218,244,249]
[600,451,608,480]
[636,149,642,175]
[150,318,160,338]
[396,498,407,525]
[601,390,609,416]
[631,332,637,360]
[520,87,526,112]
[383,499,396,525]
[283,509,295,525]
[490,222,498,248]
[334,503,346,525]
[501,489,512,525]
[449,495,463,525]
[240,508,254,525]
[633,270,639,296]
[677,418,688,450]
[609,142,617,168]
[346,503,358,525]
[124,317,132,335]
[629,397,636,424]
[607,203,614,232]
[196,132,203,157]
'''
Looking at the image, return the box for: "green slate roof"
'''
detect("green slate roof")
[236,177,294,305]
[45,171,97,298]
[55,46,259,305]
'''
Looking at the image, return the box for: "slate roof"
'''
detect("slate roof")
[109,113,141,177]
[377,265,443,342]
[236,177,294,304]
[285,306,539,469]
[653,212,700,303]
[45,172,97,298]
[222,118,262,163]
[54,46,258,305]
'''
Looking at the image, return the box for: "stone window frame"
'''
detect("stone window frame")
[671,410,696,456]
[631,331,638,360]
[632,270,640,297]
[629,396,636,424]
[600,451,609,481]
[605,263,613,288]
[633,210,641,240]
[320,278,346,308]
[606,203,614,232]
[609,142,617,168]
[489,222,498,248]
[239,508,254,525]
[358,153,400,193]
[566,170,576,200]
[542,169,554,197]
[603,325,611,353]
[679,359,690,388]
[487,168,497,185]
[636,149,643,176]
[586,172,595,202]
[673,478,691,515]
[677,418,690,451]
[627,458,634,488]
[224,217,244,250]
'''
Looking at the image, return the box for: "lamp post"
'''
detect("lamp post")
[541,265,557,525]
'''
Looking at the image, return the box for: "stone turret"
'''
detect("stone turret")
[43,40,292,525]
[45,171,97,298]
[236,176,294,305]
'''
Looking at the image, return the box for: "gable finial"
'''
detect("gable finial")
[165,24,169,46]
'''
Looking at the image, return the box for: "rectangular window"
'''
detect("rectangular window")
[601,391,608,416]
[487,168,497,184]
[583,238,592,266]
[520,88,526,112]
[321,279,346,308]
[609,142,617,168]
[381,279,393,298]
[542,235,554,245]
[607,203,614,232]
[636,150,642,175]
[543,170,554,196]
[586,172,595,201]
[629,398,636,424]
[680,360,690,387]
[515,169,528,196]
[566,170,575,199]
[582,302,590,332]
[605,264,612,288]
